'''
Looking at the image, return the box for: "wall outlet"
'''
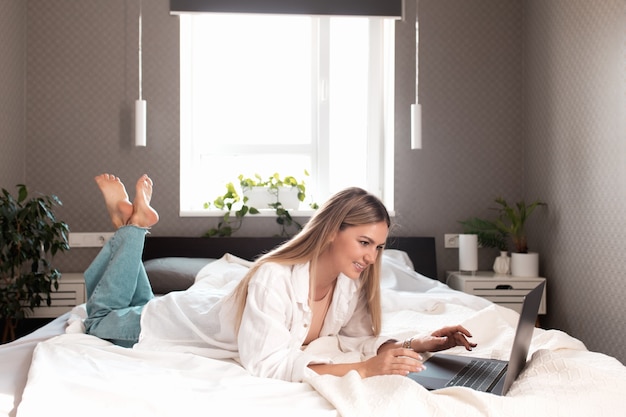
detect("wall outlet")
[444,233,459,248]
[69,232,114,247]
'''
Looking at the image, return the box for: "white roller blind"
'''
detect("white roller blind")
[170,0,403,18]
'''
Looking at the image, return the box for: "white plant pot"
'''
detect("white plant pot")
[510,252,539,277]
[244,187,275,209]
[244,187,300,210]
[276,187,300,210]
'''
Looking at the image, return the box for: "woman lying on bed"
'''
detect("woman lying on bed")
[84,173,476,382]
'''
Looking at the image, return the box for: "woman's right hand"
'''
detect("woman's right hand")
[358,347,425,378]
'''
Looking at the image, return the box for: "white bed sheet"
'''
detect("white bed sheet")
[0,313,70,417]
[18,334,336,417]
[10,251,626,417]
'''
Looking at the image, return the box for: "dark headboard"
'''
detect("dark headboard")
[143,236,437,279]
[385,236,437,279]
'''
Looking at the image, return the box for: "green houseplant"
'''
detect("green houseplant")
[492,197,546,254]
[459,197,546,253]
[0,185,70,342]
[204,172,317,238]
[239,173,307,210]
[459,197,546,276]
[458,217,509,252]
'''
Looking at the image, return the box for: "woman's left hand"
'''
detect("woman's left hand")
[415,325,477,352]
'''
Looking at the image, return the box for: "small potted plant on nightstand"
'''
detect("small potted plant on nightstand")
[460,197,546,276]
[0,185,70,342]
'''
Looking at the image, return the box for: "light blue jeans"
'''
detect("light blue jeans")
[83,225,154,347]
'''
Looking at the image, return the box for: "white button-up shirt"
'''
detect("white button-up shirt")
[236,262,389,382]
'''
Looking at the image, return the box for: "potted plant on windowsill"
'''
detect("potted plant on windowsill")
[203,171,318,238]
[239,173,306,211]
[0,185,70,342]
[459,197,546,276]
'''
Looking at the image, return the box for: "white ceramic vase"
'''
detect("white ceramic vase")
[510,252,539,277]
[493,251,510,274]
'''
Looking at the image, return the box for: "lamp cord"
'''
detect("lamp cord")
[415,0,419,104]
[138,0,143,101]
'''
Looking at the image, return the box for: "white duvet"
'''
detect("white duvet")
[15,252,626,417]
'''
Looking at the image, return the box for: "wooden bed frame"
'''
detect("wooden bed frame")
[143,236,438,279]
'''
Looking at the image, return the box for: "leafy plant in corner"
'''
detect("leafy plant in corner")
[0,185,70,342]
[459,197,546,253]
[458,216,509,251]
[204,171,318,238]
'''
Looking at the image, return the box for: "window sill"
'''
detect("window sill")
[179,209,317,218]
[180,209,396,218]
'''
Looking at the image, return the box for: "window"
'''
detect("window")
[179,13,395,216]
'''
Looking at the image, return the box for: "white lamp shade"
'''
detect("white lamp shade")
[411,103,422,149]
[459,234,478,272]
[135,99,146,147]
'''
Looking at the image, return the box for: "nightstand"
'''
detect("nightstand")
[446,271,547,314]
[29,273,86,318]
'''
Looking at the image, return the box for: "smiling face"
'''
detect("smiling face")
[326,221,389,280]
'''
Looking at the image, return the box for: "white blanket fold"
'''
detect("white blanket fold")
[305,335,626,417]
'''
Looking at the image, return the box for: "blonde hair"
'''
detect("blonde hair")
[232,187,391,335]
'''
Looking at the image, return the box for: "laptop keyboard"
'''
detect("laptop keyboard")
[446,360,508,392]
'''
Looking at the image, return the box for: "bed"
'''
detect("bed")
[2,236,625,417]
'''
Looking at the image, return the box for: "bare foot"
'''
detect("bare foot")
[94,174,133,229]
[128,174,159,228]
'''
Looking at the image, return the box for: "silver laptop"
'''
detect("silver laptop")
[407,281,545,396]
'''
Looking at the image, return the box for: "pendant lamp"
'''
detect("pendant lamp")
[410,0,422,150]
[135,0,147,147]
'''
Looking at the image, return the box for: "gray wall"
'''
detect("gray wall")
[524,0,626,363]
[395,0,524,275]
[21,0,523,278]
[0,0,26,188]
[1,0,624,364]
